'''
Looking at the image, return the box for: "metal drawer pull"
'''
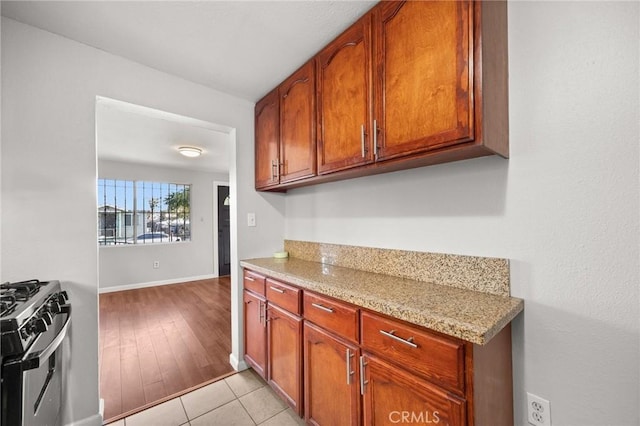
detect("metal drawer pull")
[258,300,263,325]
[379,329,418,348]
[245,276,255,282]
[269,286,285,294]
[359,356,368,395]
[311,303,334,313]
[345,348,355,385]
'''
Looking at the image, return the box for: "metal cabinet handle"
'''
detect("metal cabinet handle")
[265,307,277,322]
[361,124,366,158]
[346,348,355,385]
[269,286,285,294]
[258,300,263,325]
[373,119,379,158]
[271,159,281,181]
[261,302,267,327]
[379,329,418,348]
[359,355,368,395]
[311,303,334,313]
[245,276,255,282]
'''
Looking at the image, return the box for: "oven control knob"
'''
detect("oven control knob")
[32,318,48,333]
[48,301,62,314]
[41,311,53,326]
[57,291,69,304]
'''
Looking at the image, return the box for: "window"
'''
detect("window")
[97,179,191,245]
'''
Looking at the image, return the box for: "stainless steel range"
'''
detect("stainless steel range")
[1,280,71,426]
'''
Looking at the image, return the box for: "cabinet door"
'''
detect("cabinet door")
[267,303,303,415]
[255,88,280,189]
[304,322,360,426]
[279,60,317,184]
[316,15,373,174]
[374,0,474,161]
[243,290,267,379]
[362,354,466,426]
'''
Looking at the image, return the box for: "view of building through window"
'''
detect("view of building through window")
[97,179,191,245]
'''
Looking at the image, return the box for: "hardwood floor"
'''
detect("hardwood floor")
[99,277,233,423]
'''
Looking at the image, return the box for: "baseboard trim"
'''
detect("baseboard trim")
[64,413,102,426]
[229,353,248,371]
[99,274,218,294]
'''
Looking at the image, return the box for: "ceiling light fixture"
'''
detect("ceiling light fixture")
[178,146,202,158]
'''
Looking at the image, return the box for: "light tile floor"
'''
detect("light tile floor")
[108,369,305,426]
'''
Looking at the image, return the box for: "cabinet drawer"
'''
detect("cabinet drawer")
[303,292,359,344]
[244,270,266,296]
[266,278,301,315]
[360,311,465,393]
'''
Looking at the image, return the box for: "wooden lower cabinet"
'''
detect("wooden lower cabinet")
[267,303,303,415]
[243,290,266,378]
[304,321,361,426]
[362,354,466,426]
[242,269,515,425]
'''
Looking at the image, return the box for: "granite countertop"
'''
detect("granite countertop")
[240,257,524,345]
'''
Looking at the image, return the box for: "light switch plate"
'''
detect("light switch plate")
[247,212,256,227]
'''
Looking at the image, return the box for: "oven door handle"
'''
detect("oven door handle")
[21,305,71,371]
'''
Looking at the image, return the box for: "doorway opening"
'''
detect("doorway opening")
[96,97,237,422]
[214,182,231,277]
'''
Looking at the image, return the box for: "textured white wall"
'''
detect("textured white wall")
[285,2,640,425]
[97,160,228,289]
[1,18,285,425]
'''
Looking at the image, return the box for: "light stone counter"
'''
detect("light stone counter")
[240,257,523,345]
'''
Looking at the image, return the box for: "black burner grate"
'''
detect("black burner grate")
[0,279,42,301]
[0,294,17,317]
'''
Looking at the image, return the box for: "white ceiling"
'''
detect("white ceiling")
[2,0,376,173]
[96,97,231,174]
[1,1,376,102]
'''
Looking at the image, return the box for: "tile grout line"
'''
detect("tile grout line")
[254,406,290,426]
[179,378,240,424]
[235,385,289,426]
[234,395,259,426]
[178,394,189,424]
[225,378,259,425]
[186,399,243,425]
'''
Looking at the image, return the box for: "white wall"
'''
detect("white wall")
[285,2,639,425]
[1,17,285,426]
[0,16,3,280]
[98,159,227,289]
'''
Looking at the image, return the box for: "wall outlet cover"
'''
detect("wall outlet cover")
[527,392,551,426]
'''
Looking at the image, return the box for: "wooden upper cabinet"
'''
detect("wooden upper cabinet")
[279,60,317,184]
[316,15,373,175]
[255,88,280,190]
[373,0,474,161]
[255,0,508,192]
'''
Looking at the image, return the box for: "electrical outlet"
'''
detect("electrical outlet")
[153,261,160,269]
[527,393,551,426]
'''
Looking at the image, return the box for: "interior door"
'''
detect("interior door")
[217,185,231,276]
